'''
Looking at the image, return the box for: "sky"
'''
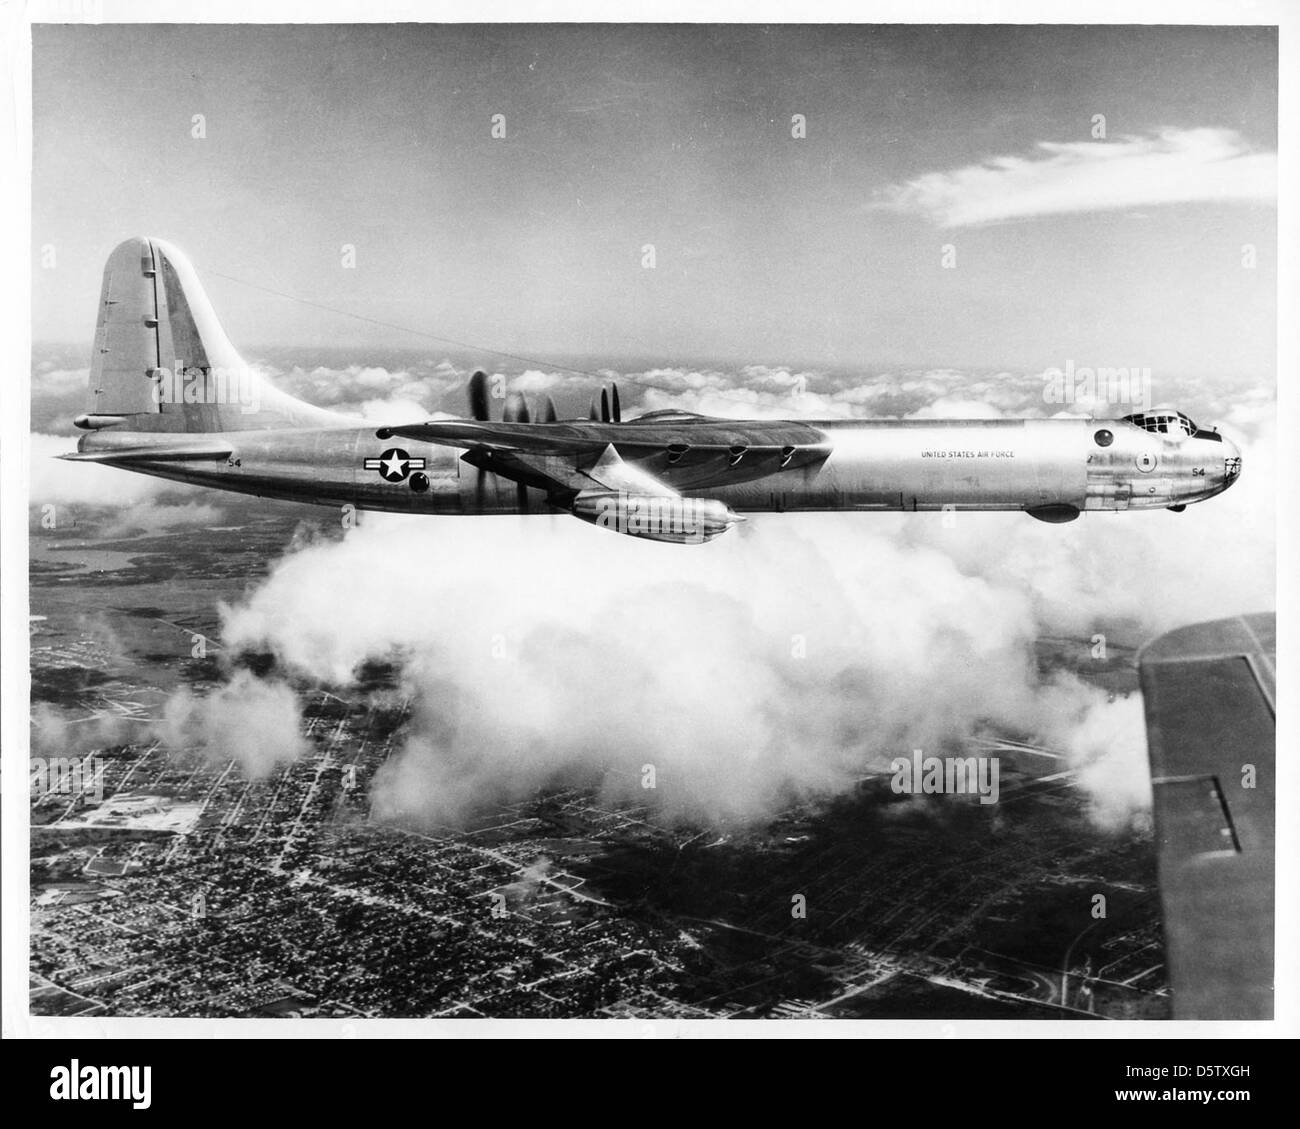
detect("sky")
[31,23,1277,379]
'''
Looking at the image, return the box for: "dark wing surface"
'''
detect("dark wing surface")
[376,415,831,500]
[1138,613,1275,1020]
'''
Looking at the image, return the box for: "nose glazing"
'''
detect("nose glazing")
[1219,433,1241,490]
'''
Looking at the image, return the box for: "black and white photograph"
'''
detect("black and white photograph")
[3,2,1293,1049]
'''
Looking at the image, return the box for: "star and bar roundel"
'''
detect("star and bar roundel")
[364,448,426,483]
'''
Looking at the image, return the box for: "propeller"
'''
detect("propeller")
[468,370,491,422]
[503,391,531,423]
[591,383,622,423]
[464,370,495,510]
[471,371,615,424]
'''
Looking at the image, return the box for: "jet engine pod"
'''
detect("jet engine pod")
[570,491,741,543]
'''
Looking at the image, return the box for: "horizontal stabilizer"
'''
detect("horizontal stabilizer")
[58,439,234,464]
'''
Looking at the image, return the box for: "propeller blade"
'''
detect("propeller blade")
[610,383,621,423]
[468,370,491,421]
[589,398,600,421]
[536,394,558,423]
[600,387,610,423]
[503,391,530,423]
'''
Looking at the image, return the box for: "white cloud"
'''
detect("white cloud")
[29,433,199,507]
[906,397,1004,420]
[103,501,224,537]
[875,128,1277,227]
[353,397,437,424]
[509,369,586,395]
[32,368,89,398]
[221,512,1098,826]
[1065,695,1152,833]
[157,671,308,779]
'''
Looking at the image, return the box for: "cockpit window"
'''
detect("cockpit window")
[1122,410,1197,437]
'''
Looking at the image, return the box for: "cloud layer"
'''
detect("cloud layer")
[32,357,1274,834]
[221,512,1111,826]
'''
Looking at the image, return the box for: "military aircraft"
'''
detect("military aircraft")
[64,238,1242,543]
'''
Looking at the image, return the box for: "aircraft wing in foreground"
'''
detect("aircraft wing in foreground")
[1138,612,1275,1020]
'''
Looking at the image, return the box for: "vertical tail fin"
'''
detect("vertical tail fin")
[78,237,346,434]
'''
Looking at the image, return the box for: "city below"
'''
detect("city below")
[30,498,1167,1020]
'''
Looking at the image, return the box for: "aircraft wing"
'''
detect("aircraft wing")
[1138,613,1275,1020]
[376,416,832,498]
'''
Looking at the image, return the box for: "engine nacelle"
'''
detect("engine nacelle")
[571,491,741,543]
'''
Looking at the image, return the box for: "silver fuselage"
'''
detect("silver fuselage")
[79,416,1240,517]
